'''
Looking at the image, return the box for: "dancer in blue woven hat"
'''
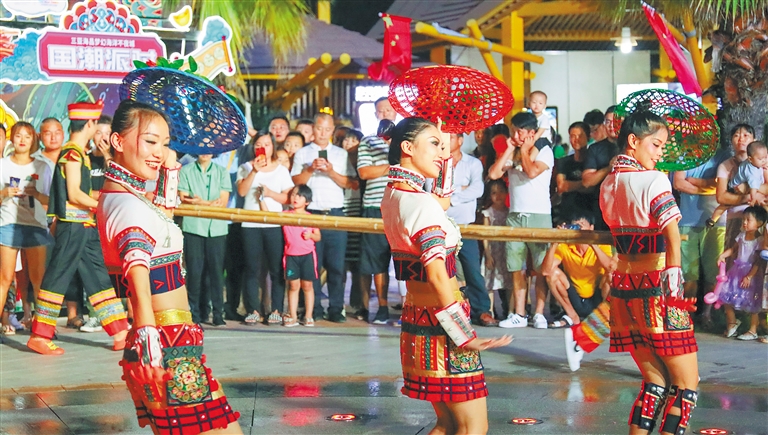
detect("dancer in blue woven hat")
[97,64,247,435]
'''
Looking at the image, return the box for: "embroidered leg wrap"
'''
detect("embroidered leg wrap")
[629,381,667,432]
[153,165,180,209]
[31,289,65,339]
[435,301,477,347]
[660,386,697,435]
[572,300,611,353]
[89,288,128,336]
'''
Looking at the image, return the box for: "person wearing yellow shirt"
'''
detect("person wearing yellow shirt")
[542,211,615,328]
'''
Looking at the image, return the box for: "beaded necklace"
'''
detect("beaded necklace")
[104,160,179,250]
[388,165,426,191]
[612,154,646,172]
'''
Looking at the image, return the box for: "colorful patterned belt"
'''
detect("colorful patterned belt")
[405,289,464,307]
[616,252,666,273]
[394,251,457,282]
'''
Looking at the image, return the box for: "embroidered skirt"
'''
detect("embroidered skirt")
[400,290,487,403]
[609,254,697,356]
[121,309,239,435]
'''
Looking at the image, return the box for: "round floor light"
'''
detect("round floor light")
[509,417,544,425]
[326,414,358,422]
[695,429,731,435]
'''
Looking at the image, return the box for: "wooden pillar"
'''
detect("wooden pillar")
[430,46,447,65]
[502,11,525,119]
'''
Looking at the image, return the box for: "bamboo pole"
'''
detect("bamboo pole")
[682,12,711,91]
[414,22,544,64]
[175,205,613,244]
[466,19,503,80]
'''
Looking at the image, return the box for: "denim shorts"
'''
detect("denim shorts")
[0,224,54,249]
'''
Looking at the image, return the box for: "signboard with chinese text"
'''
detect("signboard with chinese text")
[38,30,165,81]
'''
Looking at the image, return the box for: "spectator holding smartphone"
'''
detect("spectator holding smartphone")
[237,132,294,325]
[290,113,354,322]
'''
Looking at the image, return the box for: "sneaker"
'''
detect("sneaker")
[212,316,226,327]
[303,317,315,327]
[532,313,548,329]
[80,317,103,333]
[372,306,389,325]
[353,308,369,322]
[499,313,528,328]
[395,318,402,327]
[327,312,346,323]
[564,328,584,372]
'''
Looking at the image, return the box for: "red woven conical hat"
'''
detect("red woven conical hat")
[388,65,514,133]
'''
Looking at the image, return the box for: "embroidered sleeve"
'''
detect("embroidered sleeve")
[59,149,82,164]
[649,173,682,229]
[411,225,447,266]
[116,226,156,275]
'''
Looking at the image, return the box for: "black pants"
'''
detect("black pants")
[183,233,226,323]
[242,226,286,314]
[310,209,347,316]
[457,238,491,319]
[224,223,245,318]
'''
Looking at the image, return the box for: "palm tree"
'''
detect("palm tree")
[604,0,768,140]
[164,0,311,67]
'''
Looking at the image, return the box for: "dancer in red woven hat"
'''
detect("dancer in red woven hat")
[97,63,246,434]
[27,100,129,355]
[382,66,513,435]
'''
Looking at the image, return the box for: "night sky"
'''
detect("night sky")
[330,0,396,35]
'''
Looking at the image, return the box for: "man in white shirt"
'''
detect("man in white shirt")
[488,112,554,330]
[291,113,354,322]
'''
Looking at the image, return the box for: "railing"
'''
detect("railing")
[175,205,615,245]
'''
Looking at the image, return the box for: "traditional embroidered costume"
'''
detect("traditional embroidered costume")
[31,101,128,342]
[99,161,239,434]
[381,166,487,403]
[600,155,696,356]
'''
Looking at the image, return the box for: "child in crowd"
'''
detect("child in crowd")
[529,90,552,142]
[282,185,321,327]
[276,149,291,170]
[283,131,305,171]
[708,141,768,227]
[481,180,511,319]
[716,205,767,340]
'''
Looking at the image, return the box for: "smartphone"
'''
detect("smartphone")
[255,146,267,165]
[318,150,328,160]
[9,177,20,188]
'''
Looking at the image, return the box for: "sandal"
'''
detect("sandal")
[283,316,298,327]
[302,317,315,327]
[758,335,768,344]
[549,315,574,329]
[244,313,262,325]
[267,312,283,325]
[66,316,85,329]
[2,324,15,336]
[736,331,758,341]
[725,320,741,338]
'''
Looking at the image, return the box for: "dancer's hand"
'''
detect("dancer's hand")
[125,363,171,403]
[464,335,513,351]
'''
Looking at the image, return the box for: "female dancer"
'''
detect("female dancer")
[0,122,52,335]
[380,117,511,435]
[600,111,698,435]
[98,99,241,434]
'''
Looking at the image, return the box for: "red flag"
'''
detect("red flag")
[642,2,702,96]
[368,14,412,83]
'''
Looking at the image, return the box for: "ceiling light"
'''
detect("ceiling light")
[614,27,638,53]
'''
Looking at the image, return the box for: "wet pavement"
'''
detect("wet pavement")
[1,282,767,434]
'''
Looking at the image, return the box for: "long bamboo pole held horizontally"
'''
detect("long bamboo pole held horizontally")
[175,205,615,244]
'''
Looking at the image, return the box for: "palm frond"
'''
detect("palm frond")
[164,0,310,66]
[600,0,768,26]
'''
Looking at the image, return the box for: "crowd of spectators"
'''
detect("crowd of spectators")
[1,91,767,344]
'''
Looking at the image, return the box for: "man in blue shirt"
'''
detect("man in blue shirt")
[671,147,732,324]
[445,133,497,326]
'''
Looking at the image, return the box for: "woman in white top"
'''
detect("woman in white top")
[236,132,294,325]
[0,121,52,335]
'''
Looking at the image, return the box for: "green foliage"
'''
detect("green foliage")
[600,0,768,26]
[164,0,310,69]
